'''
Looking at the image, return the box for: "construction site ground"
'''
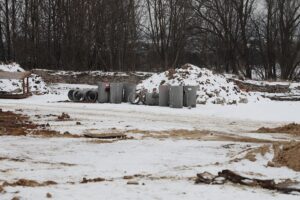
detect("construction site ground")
[0,83,300,200]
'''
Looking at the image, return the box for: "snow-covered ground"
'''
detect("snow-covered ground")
[0,84,300,200]
[1,63,300,200]
[0,137,299,200]
[1,84,299,134]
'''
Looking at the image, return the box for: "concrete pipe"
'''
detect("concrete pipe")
[68,89,75,101]
[123,83,137,102]
[183,86,198,108]
[85,89,98,102]
[97,82,110,103]
[159,85,170,107]
[145,92,159,106]
[73,89,86,102]
[169,86,183,108]
[110,82,124,104]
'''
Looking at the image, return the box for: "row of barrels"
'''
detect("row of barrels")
[146,85,198,108]
[68,82,198,108]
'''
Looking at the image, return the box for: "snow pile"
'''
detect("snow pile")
[138,64,263,104]
[0,63,51,94]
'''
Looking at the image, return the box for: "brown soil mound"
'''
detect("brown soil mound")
[257,123,300,136]
[273,142,300,171]
[0,109,78,138]
[3,179,57,187]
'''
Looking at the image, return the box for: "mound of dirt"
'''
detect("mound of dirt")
[273,142,300,171]
[0,63,51,94]
[257,123,300,136]
[32,69,153,85]
[242,142,300,171]
[137,64,263,104]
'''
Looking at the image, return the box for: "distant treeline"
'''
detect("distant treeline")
[0,0,299,80]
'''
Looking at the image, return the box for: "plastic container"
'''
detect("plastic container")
[169,86,183,108]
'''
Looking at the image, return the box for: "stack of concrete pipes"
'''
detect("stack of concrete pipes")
[68,89,98,102]
[68,83,197,108]
[147,85,198,108]
[67,82,136,103]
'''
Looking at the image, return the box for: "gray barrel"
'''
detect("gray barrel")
[169,86,183,108]
[145,92,159,106]
[85,89,98,102]
[68,89,75,101]
[183,86,198,108]
[98,82,109,103]
[159,85,170,107]
[73,89,86,102]
[123,83,136,102]
[110,82,123,104]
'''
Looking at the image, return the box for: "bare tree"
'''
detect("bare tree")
[277,0,300,79]
[145,0,191,69]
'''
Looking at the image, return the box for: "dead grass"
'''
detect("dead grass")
[257,123,300,136]
[235,142,300,172]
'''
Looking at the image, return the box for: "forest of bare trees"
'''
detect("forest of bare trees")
[0,0,299,80]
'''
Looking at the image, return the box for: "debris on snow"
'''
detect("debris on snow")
[57,112,71,121]
[137,64,263,105]
[0,63,51,94]
[80,177,105,184]
[195,169,300,194]
[2,179,57,187]
[127,181,139,185]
